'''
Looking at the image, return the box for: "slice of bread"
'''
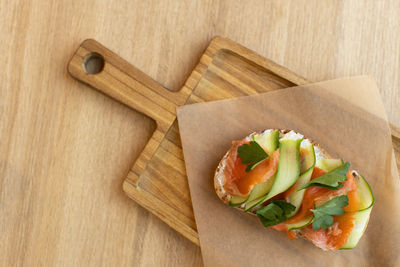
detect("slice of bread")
[214,130,369,251]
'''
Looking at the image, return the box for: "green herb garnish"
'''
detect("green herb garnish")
[256,200,296,227]
[237,141,269,172]
[311,195,349,230]
[299,162,350,191]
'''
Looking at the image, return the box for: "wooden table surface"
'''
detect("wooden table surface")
[1,1,399,266]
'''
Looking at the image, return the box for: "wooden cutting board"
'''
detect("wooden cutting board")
[68,37,400,246]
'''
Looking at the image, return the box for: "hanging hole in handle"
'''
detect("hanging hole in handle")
[83,52,105,74]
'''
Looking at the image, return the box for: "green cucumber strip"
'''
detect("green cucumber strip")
[354,173,375,210]
[229,195,248,206]
[340,207,372,249]
[266,138,302,199]
[253,130,280,155]
[316,158,344,172]
[286,215,314,230]
[287,169,313,213]
[243,195,264,211]
[248,138,301,209]
[300,143,315,174]
[340,173,374,249]
[244,175,276,211]
[287,144,316,216]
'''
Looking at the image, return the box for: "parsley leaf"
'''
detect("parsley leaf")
[237,141,269,172]
[311,195,349,230]
[256,200,296,227]
[299,162,350,190]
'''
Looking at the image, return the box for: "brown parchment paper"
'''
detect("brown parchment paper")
[177,76,400,267]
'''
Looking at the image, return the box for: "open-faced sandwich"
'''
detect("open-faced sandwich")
[214,129,374,251]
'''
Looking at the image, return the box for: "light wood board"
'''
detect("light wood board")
[2,1,400,266]
[69,37,400,245]
[118,40,400,244]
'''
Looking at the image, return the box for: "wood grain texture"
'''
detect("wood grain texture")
[1,0,400,266]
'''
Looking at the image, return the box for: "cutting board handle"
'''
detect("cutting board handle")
[68,39,190,184]
[68,39,191,131]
